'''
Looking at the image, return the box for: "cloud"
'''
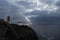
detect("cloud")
[5,1,60,14]
[56,1,60,6]
[1,0,60,25]
[25,9,60,25]
[17,1,30,6]
[0,0,29,24]
[6,0,59,13]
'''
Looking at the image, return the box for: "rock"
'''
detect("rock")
[0,19,38,40]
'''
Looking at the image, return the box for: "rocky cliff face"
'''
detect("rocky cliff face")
[0,19,38,40]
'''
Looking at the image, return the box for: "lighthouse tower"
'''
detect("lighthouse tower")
[6,16,11,23]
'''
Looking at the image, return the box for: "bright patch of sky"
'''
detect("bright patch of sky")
[6,0,59,12]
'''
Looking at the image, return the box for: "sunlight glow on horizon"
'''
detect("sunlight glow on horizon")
[25,16,32,24]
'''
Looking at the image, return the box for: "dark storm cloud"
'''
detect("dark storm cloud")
[25,10,60,24]
[56,2,60,6]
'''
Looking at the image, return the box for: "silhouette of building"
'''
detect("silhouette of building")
[6,16,11,23]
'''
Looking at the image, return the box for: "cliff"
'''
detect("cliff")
[0,19,38,40]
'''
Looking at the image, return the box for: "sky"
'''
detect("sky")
[0,0,60,25]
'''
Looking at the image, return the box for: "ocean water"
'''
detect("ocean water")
[30,24,60,40]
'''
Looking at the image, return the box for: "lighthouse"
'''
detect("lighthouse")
[6,16,11,23]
